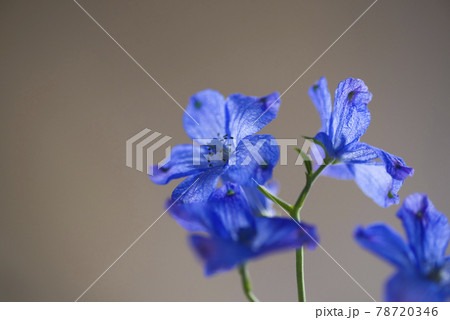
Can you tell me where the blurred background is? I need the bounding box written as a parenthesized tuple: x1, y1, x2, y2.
(1, 0, 449, 301)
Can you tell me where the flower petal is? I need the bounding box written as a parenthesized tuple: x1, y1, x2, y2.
(206, 183, 256, 241)
(150, 144, 210, 185)
(167, 200, 209, 233)
(226, 92, 280, 142)
(309, 77, 332, 133)
(352, 163, 402, 207)
(339, 142, 378, 163)
(183, 89, 227, 141)
(329, 78, 372, 151)
(397, 193, 450, 274)
(377, 149, 414, 180)
(252, 218, 318, 252)
(385, 272, 446, 302)
(171, 167, 222, 203)
(321, 163, 354, 180)
(224, 134, 279, 186)
(169, 183, 256, 237)
(190, 217, 319, 276)
(313, 132, 335, 159)
(440, 258, 450, 297)
(190, 235, 253, 276)
(354, 223, 414, 269)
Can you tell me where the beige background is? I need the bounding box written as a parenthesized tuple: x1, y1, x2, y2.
(1, 0, 449, 301)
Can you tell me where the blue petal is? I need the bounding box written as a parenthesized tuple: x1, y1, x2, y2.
(226, 92, 280, 142)
(252, 218, 319, 252)
(224, 134, 279, 186)
(205, 183, 256, 241)
(354, 224, 414, 270)
(329, 78, 372, 151)
(397, 193, 450, 274)
(352, 163, 402, 207)
(190, 235, 253, 276)
(314, 132, 335, 159)
(150, 144, 210, 185)
(385, 272, 446, 302)
(377, 149, 414, 180)
(183, 89, 227, 141)
(171, 167, 222, 203)
(311, 142, 354, 179)
(169, 183, 256, 237)
(339, 142, 378, 163)
(321, 163, 354, 180)
(167, 200, 209, 233)
(190, 217, 319, 276)
(440, 258, 450, 297)
(309, 77, 332, 133)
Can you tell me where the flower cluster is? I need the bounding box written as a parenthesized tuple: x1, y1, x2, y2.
(150, 77, 448, 302)
(151, 89, 318, 275)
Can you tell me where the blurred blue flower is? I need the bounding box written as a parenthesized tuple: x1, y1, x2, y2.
(309, 77, 414, 207)
(355, 193, 450, 302)
(169, 183, 318, 276)
(151, 89, 280, 203)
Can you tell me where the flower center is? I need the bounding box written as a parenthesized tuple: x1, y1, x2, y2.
(348, 91, 356, 101)
(428, 268, 443, 283)
(205, 134, 235, 167)
(236, 227, 256, 244)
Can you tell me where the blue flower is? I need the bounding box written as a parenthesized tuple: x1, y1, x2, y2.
(309, 77, 414, 207)
(151, 89, 280, 203)
(355, 193, 450, 302)
(169, 183, 318, 276)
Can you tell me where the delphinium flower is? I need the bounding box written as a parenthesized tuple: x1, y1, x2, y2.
(168, 182, 318, 276)
(308, 77, 414, 207)
(151, 89, 280, 204)
(355, 193, 450, 301)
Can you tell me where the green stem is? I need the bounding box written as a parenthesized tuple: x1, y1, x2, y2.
(256, 184, 293, 215)
(254, 161, 330, 302)
(292, 163, 329, 302)
(239, 264, 259, 302)
(296, 247, 306, 302)
(293, 164, 328, 217)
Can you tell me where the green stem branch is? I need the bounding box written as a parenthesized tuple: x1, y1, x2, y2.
(292, 163, 329, 302)
(254, 161, 330, 302)
(293, 164, 329, 217)
(256, 184, 293, 215)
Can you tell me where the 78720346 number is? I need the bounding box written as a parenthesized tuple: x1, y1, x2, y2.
(376, 307, 438, 317)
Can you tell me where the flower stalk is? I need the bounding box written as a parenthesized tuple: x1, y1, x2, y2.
(256, 161, 329, 302)
(255, 184, 293, 216)
(239, 264, 259, 302)
(292, 163, 329, 302)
